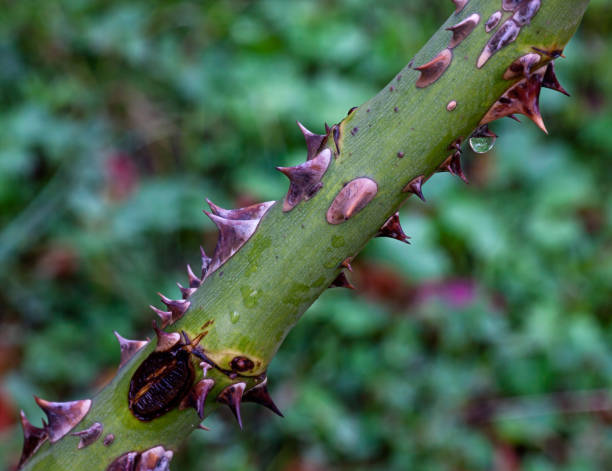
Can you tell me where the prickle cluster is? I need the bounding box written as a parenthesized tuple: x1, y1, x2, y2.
(481, 59, 569, 133)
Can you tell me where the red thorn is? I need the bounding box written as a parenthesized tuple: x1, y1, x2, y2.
(152, 321, 181, 352)
(157, 293, 190, 323)
(330, 272, 355, 290)
(296, 121, 326, 160)
(198, 424, 210, 431)
(34, 397, 92, 443)
(541, 62, 570, 96)
(149, 305, 172, 328)
(177, 282, 196, 300)
(113, 332, 148, 368)
(439, 152, 469, 184)
(217, 383, 246, 429)
(18, 410, 48, 469)
(186, 264, 201, 288)
(193, 379, 215, 420)
(377, 212, 411, 244)
(277, 148, 331, 212)
(206, 198, 275, 221)
(325, 122, 331, 134)
(205, 212, 261, 274)
(243, 378, 284, 417)
(402, 175, 426, 202)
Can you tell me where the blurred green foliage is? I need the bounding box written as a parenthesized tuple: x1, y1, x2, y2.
(1, 1, 611, 470)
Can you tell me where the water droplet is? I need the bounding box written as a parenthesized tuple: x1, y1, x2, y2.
(229, 311, 240, 324)
(469, 136, 496, 154)
(240, 286, 261, 308)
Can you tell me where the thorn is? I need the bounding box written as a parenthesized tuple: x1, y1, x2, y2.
(158, 293, 191, 323)
(206, 199, 275, 221)
(149, 305, 172, 328)
(402, 175, 426, 202)
(326, 177, 378, 225)
(377, 212, 411, 244)
(192, 379, 215, 420)
(217, 382, 246, 429)
(18, 410, 48, 469)
(439, 152, 469, 183)
(296, 121, 326, 160)
(243, 378, 284, 417)
(152, 321, 181, 352)
(71, 422, 103, 449)
(446, 14, 480, 49)
(325, 122, 331, 134)
(199, 361, 212, 377)
(347, 106, 358, 115)
(205, 212, 261, 273)
(113, 332, 148, 368)
(531, 46, 565, 59)
(277, 148, 332, 212)
(452, 0, 468, 14)
(508, 114, 521, 123)
(186, 264, 201, 288)
(198, 424, 210, 431)
(34, 397, 92, 443)
(200, 246, 211, 279)
(541, 62, 570, 96)
(330, 272, 355, 289)
(139, 446, 174, 471)
(415, 49, 453, 88)
(177, 282, 196, 300)
(332, 125, 340, 155)
(340, 257, 354, 272)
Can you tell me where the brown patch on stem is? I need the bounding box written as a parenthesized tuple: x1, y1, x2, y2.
(485, 11, 502, 33)
(415, 49, 453, 88)
(446, 14, 480, 49)
(71, 422, 103, 449)
(503, 53, 541, 80)
(326, 178, 378, 225)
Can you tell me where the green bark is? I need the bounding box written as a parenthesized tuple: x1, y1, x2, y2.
(22, 1, 590, 469)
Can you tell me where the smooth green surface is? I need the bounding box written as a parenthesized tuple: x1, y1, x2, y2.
(2, 0, 610, 470)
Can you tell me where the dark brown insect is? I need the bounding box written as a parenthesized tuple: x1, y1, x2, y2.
(128, 331, 207, 421)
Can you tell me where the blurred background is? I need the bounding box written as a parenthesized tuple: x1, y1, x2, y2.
(1, 0, 611, 470)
